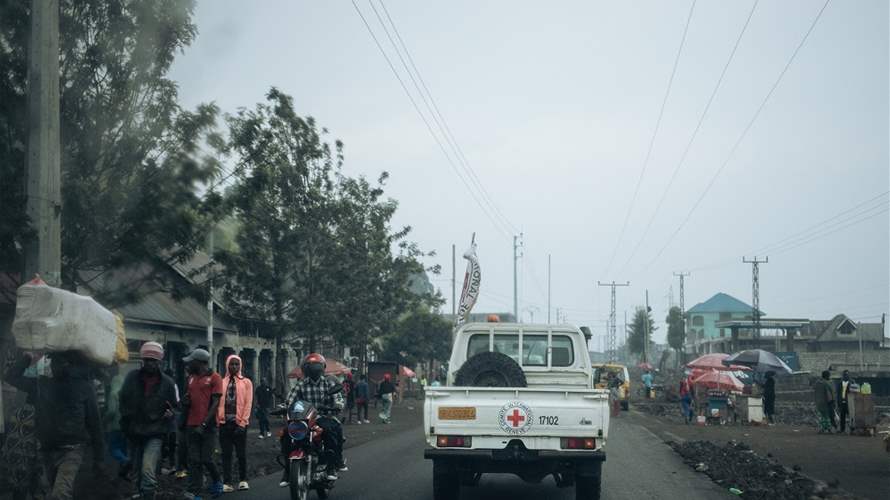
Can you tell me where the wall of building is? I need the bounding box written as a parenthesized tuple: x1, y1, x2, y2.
(797, 350, 890, 373)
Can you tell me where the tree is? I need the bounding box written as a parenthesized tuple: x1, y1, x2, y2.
(666, 306, 685, 363)
(627, 307, 657, 359)
(217, 88, 434, 386)
(381, 306, 452, 374)
(0, 0, 224, 305)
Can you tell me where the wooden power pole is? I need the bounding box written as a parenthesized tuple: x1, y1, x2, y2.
(23, 0, 61, 286)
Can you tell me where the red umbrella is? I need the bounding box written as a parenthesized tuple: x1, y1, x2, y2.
(399, 365, 416, 378)
(288, 358, 352, 379)
(691, 369, 745, 392)
(637, 362, 654, 371)
(686, 353, 751, 372)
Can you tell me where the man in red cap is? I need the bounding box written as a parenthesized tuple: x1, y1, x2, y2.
(119, 342, 178, 500)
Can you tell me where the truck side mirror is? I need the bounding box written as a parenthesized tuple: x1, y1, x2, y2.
(580, 326, 592, 341)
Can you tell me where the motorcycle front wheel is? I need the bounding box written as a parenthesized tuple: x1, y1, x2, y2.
(288, 460, 310, 500)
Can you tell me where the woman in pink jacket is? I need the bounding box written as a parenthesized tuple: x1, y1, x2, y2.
(217, 355, 253, 492)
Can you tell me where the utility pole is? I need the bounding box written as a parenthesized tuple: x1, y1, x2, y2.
(598, 281, 630, 363)
(742, 257, 768, 338)
(207, 230, 214, 368)
(23, 0, 61, 286)
(674, 271, 690, 359)
(882, 313, 886, 349)
(547, 253, 552, 325)
(513, 233, 523, 322)
(644, 289, 651, 363)
(624, 310, 628, 362)
(452, 244, 456, 316)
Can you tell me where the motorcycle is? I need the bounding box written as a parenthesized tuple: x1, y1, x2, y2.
(276, 385, 343, 500)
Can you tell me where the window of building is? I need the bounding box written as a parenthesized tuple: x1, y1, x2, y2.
(692, 316, 704, 327)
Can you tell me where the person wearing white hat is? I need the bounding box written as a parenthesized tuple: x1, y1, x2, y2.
(119, 342, 178, 500)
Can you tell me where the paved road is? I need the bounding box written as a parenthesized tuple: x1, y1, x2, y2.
(241, 415, 726, 499)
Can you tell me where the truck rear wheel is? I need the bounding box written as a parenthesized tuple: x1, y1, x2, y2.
(575, 474, 601, 500)
(433, 459, 460, 500)
(454, 351, 527, 387)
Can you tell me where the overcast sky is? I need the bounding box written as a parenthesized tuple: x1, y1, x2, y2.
(170, 0, 889, 346)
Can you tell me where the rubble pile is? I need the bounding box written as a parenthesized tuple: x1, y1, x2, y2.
(670, 440, 860, 500)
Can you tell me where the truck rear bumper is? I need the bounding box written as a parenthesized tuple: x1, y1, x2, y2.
(424, 447, 606, 462)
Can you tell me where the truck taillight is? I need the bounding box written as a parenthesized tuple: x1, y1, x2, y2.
(561, 437, 596, 450)
(436, 435, 472, 448)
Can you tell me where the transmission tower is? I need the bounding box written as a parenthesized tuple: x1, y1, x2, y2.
(742, 257, 768, 337)
(598, 281, 630, 362)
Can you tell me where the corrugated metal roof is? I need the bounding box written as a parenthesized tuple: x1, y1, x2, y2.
(116, 287, 236, 332)
(688, 292, 762, 315)
(81, 262, 236, 332)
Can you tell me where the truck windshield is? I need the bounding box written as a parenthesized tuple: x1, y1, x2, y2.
(467, 334, 575, 367)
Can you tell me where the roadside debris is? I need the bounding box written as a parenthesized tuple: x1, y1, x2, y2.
(670, 440, 861, 500)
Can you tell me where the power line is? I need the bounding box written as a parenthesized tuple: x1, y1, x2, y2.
(620, 0, 759, 273)
(645, 0, 832, 270)
(350, 0, 511, 239)
(376, 0, 518, 236)
(602, 0, 697, 276)
(687, 191, 888, 272)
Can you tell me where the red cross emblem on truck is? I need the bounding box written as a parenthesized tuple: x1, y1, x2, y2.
(506, 408, 525, 427)
(498, 401, 533, 435)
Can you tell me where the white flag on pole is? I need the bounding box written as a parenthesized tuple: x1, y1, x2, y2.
(456, 237, 481, 327)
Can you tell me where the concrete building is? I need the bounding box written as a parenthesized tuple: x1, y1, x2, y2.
(685, 292, 759, 354)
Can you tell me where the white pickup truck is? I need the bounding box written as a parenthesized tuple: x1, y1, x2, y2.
(424, 322, 609, 500)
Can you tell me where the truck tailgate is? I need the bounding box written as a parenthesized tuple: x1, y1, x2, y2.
(425, 387, 609, 449)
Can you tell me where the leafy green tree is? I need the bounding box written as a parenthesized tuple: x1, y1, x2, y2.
(381, 306, 452, 374)
(627, 306, 657, 360)
(217, 88, 435, 385)
(666, 306, 685, 364)
(0, 0, 224, 305)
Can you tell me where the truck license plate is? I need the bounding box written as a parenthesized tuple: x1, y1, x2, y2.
(438, 407, 477, 420)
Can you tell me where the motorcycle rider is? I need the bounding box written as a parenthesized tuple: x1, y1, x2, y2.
(279, 353, 346, 487)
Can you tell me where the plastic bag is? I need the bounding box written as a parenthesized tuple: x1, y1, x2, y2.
(12, 278, 117, 365)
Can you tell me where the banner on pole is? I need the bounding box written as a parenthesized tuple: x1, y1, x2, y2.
(456, 237, 481, 327)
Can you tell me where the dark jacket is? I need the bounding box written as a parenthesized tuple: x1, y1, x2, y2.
(377, 380, 396, 397)
(813, 378, 835, 414)
(762, 377, 776, 402)
(835, 377, 857, 403)
(119, 369, 178, 438)
(4, 354, 103, 457)
(255, 384, 274, 409)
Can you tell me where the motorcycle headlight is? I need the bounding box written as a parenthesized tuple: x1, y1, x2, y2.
(287, 421, 309, 440)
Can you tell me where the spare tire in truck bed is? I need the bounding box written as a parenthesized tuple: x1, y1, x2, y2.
(454, 351, 527, 387)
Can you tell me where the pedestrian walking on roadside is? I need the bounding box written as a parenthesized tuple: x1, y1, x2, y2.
(679, 377, 694, 424)
(343, 372, 356, 424)
(835, 370, 856, 433)
(181, 349, 224, 499)
(217, 355, 253, 492)
(814, 370, 835, 434)
(5, 350, 105, 500)
(119, 342, 179, 500)
(377, 373, 396, 424)
(255, 378, 274, 439)
(762, 371, 776, 425)
(161, 368, 180, 474)
(606, 373, 621, 417)
(355, 374, 370, 424)
(104, 364, 131, 479)
(642, 370, 654, 399)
